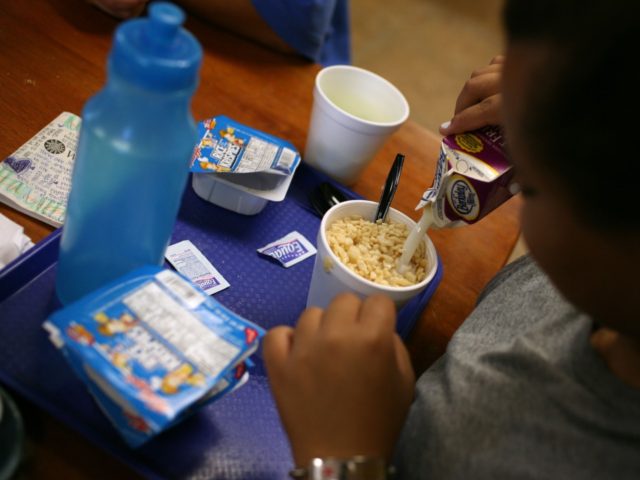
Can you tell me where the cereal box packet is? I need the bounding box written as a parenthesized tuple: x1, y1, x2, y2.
(63, 346, 250, 446)
(191, 115, 300, 177)
(44, 266, 265, 447)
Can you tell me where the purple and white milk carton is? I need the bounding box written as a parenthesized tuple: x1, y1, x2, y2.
(417, 126, 516, 226)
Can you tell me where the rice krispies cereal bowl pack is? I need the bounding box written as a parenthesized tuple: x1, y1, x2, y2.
(44, 266, 265, 447)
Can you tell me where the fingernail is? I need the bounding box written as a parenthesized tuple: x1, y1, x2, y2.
(440, 121, 451, 132)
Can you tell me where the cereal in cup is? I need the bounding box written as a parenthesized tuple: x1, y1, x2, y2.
(306, 200, 437, 310)
(326, 215, 428, 286)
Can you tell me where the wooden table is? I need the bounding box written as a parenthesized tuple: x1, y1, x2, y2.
(0, 1, 521, 478)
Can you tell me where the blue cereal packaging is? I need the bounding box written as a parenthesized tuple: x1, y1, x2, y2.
(190, 115, 301, 215)
(44, 266, 265, 446)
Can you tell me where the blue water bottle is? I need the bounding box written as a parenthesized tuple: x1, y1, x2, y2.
(56, 2, 202, 304)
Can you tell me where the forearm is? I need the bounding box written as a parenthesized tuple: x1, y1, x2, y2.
(87, 0, 294, 54)
(264, 294, 415, 476)
(175, 0, 294, 54)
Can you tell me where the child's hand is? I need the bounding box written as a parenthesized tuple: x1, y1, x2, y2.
(87, 0, 147, 19)
(440, 55, 505, 135)
(264, 293, 415, 468)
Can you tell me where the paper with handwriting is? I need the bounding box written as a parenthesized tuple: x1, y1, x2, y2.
(0, 112, 80, 227)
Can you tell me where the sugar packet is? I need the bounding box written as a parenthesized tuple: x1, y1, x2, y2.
(165, 240, 230, 295)
(257, 231, 316, 268)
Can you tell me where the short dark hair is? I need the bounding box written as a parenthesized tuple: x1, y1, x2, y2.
(503, 0, 639, 230)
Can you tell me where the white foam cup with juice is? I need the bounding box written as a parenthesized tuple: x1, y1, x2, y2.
(304, 66, 409, 185)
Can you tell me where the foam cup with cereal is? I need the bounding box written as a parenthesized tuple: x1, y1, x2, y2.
(306, 200, 438, 310)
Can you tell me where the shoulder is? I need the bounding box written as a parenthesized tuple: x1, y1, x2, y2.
(453, 254, 578, 347)
(477, 254, 543, 304)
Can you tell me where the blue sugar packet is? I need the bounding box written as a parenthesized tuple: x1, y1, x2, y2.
(44, 266, 264, 447)
(257, 231, 317, 268)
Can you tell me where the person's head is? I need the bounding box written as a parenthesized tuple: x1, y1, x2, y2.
(502, 0, 640, 334)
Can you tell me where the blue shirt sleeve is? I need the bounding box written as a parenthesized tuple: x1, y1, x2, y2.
(251, 0, 351, 66)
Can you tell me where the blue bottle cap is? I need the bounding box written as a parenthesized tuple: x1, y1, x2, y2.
(109, 2, 202, 91)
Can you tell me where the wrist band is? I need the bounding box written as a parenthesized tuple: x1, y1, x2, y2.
(289, 456, 395, 480)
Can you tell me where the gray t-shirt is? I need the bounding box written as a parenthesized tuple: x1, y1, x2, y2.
(394, 255, 640, 479)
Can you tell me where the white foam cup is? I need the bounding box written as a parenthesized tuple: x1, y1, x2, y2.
(304, 66, 410, 185)
(306, 200, 437, 310)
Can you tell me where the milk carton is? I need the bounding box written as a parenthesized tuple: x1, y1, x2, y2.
(417, 126, 516, 227)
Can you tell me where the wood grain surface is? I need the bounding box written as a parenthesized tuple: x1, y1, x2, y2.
(0, 1, 521, 477)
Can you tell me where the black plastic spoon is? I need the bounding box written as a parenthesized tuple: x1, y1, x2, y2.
(374, 153, 405, 222)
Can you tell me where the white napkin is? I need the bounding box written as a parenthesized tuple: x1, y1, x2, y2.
(0, 213, 34, 269)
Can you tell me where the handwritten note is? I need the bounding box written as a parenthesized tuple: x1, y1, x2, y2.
(0, 112, 80, 227)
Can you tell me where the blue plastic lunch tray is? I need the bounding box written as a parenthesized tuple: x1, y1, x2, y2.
(0, 164, 442, 480)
